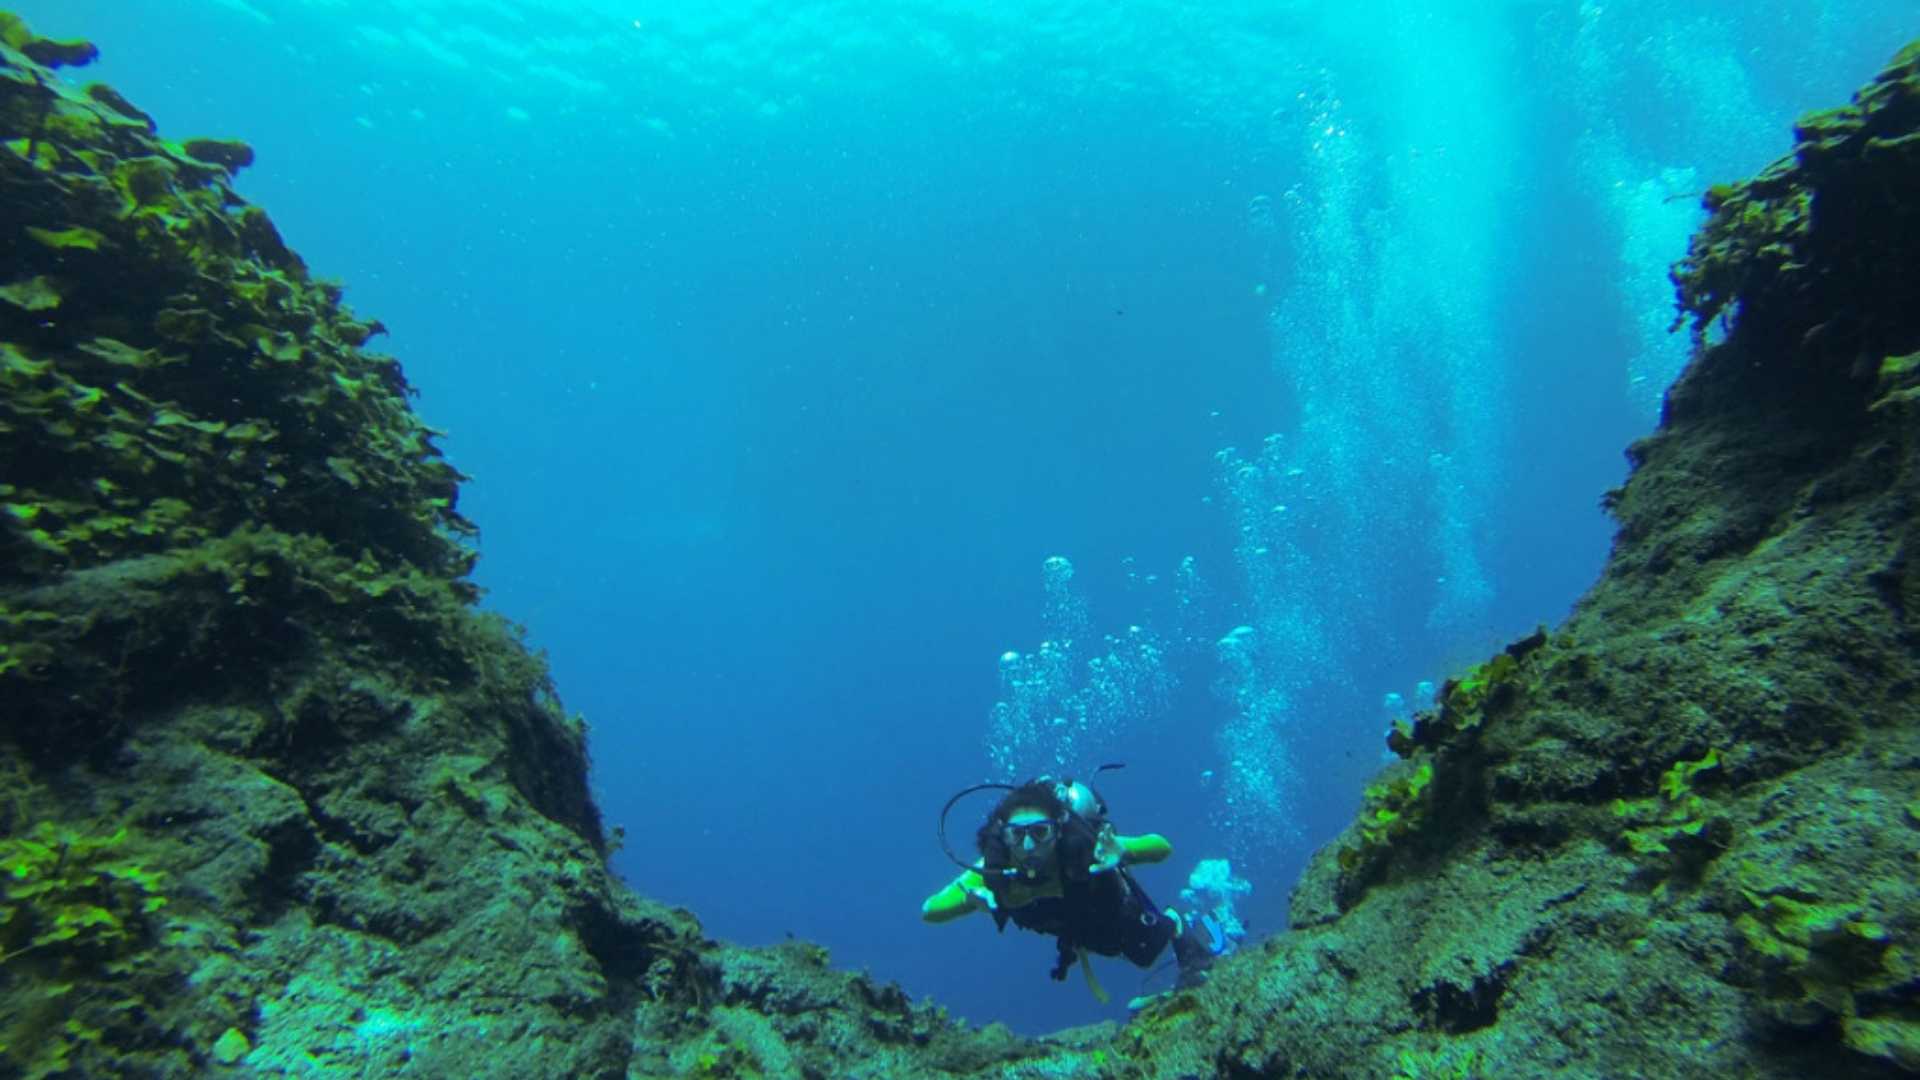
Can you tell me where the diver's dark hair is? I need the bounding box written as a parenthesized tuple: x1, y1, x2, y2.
(976, 781, 1067, 869)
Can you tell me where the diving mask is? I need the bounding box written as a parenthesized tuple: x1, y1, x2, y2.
(1004, 814, 1057, 852)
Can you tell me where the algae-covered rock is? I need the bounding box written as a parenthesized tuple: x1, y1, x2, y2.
(0, 11, 95, 69)
(0, 14, 632, 1073)
(0, 48, 470, 592)
(180, 136, 253, 175)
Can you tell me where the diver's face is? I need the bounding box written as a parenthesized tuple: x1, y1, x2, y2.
(1003, 809, 1058, 871)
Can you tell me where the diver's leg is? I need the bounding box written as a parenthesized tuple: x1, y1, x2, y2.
(1168, 910, 1222, 988)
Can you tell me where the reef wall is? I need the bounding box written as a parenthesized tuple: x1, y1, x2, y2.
(0, 10, 639, 1075)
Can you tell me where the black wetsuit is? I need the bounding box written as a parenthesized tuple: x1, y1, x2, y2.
(985, 824, 1177, 980)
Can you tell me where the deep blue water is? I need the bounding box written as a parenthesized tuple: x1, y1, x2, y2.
(20, 0, 1911, 1036)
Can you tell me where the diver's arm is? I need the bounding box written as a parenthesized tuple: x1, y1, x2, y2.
(1117, 832, 1172, 865)
(922, 868, 994, 922)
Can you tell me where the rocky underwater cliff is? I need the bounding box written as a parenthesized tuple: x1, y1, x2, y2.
(2, 10, 1917, 1079)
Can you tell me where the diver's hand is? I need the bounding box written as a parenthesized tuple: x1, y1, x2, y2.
(966, 884, 998, 911)
(1088, 826, 1124, 874)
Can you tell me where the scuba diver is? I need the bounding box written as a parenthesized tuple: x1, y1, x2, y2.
(921, 767, 1228, 1005)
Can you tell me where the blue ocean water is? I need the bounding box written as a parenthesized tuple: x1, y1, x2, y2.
(18, 0, 1909, 1036)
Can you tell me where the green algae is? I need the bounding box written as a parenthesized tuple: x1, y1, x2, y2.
(1393, 1044, 1484, 1080)
(1671, 40, 1920, 378)
(1341, 759, 1435, 872)
(0, 12, 95, 69)
(177, 136, 252, 174)
(1611, 748, 1732, 899)
(0, 822, 169, 963)
(0, 274, 59, 310)
(0, 807, 178, 1079)
(1732, 864, 1919, 1071)
(1388, 628, 1548, 760)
